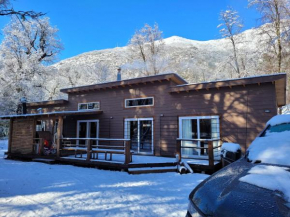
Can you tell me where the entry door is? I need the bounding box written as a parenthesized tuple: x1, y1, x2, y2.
(77, 120, 99, 146)
(179, 116, 220, 158)
(124, 118, 153, 154)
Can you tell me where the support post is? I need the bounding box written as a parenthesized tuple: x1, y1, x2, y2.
(208, 141, 214, 167)
(87, 139, 91, 162)
(8, 119, 13, 155)
(56, 116, 63, 159)
(125, 141, 131, 164)
(176, 139, 182, 163)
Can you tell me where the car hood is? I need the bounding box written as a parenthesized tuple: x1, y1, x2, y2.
(190, 159, 290, 217)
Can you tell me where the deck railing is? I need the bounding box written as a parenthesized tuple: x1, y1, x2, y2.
(176, 138, 221, 167)
(60, 138, 132, 164)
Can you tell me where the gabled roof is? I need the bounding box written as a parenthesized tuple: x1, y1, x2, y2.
(169, 73, 287, 107)
(60, 73, 187, 94)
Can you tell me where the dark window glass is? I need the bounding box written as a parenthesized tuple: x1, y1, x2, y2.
(200, 119, 212, 139)
(191, 119, 198, 139)
(126, 98, 153, 107)
(79, 104, 87, 110)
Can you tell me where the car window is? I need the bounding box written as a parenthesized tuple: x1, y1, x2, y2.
(260, 123, 290, 137)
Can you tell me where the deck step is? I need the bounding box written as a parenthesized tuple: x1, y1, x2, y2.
(32, 158, 56, 164)
(129, 162, 177, 168)
(128, 166, 177, 174)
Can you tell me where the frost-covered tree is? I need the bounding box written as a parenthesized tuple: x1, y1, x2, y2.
(0, 16, 62, 114)
(218, 8, 244, 77)
(0, 0, 44, 20)
(249, 0, 290, 72)
(128, 23, 166, 76)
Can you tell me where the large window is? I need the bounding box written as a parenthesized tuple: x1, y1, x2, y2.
(179, 116, 220, 158)
(125, 97, 154, 108)
(78, 102, 100, 111)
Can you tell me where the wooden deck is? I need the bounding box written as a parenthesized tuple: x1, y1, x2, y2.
(6, 137, 222, 174)
(6, 152, 221, 174)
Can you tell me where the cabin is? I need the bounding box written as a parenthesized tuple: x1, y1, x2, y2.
(0, 72, 287, 174)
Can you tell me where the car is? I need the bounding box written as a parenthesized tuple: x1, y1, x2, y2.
(186, 114, 290, 217)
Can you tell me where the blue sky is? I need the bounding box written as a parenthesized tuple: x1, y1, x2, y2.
(0, 0, 260, 61)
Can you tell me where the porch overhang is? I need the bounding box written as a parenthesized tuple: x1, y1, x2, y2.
(0, 110, 103, 120)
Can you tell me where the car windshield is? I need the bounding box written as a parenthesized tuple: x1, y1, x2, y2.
(247, 122, 290, 166)
(260, 123, 290, 137)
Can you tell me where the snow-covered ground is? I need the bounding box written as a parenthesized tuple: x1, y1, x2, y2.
(0, 140, 209, 217)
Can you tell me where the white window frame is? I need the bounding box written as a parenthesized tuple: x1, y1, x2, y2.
(77, 119, 99, 146)
(78, 102, 100, 111)
(125, 97, 154, 108)
(124, 118, 154, 155)
(179, 116, 220, 158)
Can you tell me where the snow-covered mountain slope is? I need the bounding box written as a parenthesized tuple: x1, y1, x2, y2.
(52, 25, 272, 85)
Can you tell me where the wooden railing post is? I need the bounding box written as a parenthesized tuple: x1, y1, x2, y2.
(87, 139, 91, 162)
(8, 119, 13, 155)
(176, 139, 182, 163)
(208, 141, 214, 167)
(56, 116, 63, 159)
(125, 140, 131, 164)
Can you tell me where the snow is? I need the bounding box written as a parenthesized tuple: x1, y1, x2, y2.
(63, 153, 177, 164)
(266, 114, 290, 126)
(0, 140, 209, 216)
(247, 131, 290, 166)
(183, 159, 220, 166)
(239, 165, 290, 203)
(0, 139, 7, 157)
(221, 143, 241, 153)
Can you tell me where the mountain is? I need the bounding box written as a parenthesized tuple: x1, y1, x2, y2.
(52, 25, 268, 85)
(46, 23, 289, 104)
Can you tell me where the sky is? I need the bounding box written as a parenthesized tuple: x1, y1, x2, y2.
(0, 0, 260, 61)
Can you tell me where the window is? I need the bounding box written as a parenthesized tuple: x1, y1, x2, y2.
(179, 116, 220, 158)
(78, 102, 100, 111)
(125, 97, 154, 108)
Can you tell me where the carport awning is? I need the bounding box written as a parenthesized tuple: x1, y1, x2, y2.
(0, 110, 103, 120)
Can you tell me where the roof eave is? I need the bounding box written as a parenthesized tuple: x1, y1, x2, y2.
(60, 73, 187, 94)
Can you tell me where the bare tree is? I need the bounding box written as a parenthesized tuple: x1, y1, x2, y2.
(128, 23, 165, 75)
(0, 0, 45, 20)
(0, 16, 63, 113)
(218, 7, 244, 77)
(249, 0, 290, 72)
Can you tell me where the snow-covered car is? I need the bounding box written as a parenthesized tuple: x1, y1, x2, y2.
(186, 114, 290, 217)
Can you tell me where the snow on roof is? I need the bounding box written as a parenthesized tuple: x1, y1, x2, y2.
(266, 114, 290, 126)
(176, 73, 287, 87)
(239, 165, 290, 203)
(221, 143, 241, 153)
(247, 130, 290, 166)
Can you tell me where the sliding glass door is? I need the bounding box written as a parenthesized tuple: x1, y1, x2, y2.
(179, 116, 220, 158)
(124, 118, 153, 154)
(77, 120, 99, 146)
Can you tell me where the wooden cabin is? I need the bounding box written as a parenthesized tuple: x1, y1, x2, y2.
(0, 73, 287, 173)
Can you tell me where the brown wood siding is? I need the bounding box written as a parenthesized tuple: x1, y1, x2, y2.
(61, 81, 277, 156)
(11, 119, 34, 154)
(19, 80, 278, 157)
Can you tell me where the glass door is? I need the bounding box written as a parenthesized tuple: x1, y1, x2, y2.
(77, 120, 99, 147)
(124, 118, 154, 154)
(179, 116, 220, 158)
